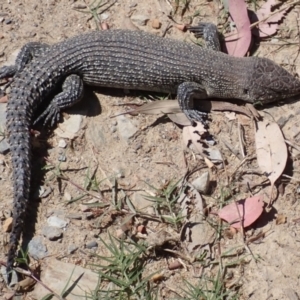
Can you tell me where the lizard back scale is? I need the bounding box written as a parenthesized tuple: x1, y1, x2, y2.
(2, 25, 300, 281)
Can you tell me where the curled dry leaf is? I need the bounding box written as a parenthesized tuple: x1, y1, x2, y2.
(255, 120, 287, 192)
(126, 100, 181, 116)
(167, 112, 191, 126)
(254, 0, 289, 37)
(225, 0, 251, 57)
(182, 122, 207, 154)
(0, 95, 8, 103)
(218, 195, 264, 229)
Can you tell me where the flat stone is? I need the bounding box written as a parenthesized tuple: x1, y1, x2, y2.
(42, 225, 63, 241)
(0, 138, 9, 154)
(117, 115, 138, 141)
(68, 244, 78, 254)
(28, 237, 48, 259)
(55, 114, 83, 139)
(47, 215, 68, 228)
(31, 258, 100, 299)
(206, 148, 222, 162)
(132, 192, 154, 214)
(191, 172, 210, 194)
(58, 139, 67, 148)
(85, 240, 98, 249)
(85, 122, 106, 149)
(130, 14, 149, 26)
(2, 217, 12, 232)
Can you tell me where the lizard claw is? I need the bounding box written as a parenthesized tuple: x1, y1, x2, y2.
(183, 109, 208, 127)
(33, 104, 61, 127)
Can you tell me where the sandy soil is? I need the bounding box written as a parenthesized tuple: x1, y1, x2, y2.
(1, 0, 300, 299)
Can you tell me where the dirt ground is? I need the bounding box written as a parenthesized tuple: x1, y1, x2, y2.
(1, 0, 300, 299)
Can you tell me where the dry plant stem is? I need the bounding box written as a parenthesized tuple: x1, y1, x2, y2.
(58, 174, 102, 200)
(285, 139, 300, 153)
(164, 248, 195, 264)
(234, 200, 245, 240)
(238, 122, 246, 158)
(250, 0, 300, 28)
(14, 267, 65, 300)
(229, 155, 256, 181)
(221, 139, 240, 159)
(282, 173, 300, 182)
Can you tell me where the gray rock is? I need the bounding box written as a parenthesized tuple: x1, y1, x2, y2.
(68, 244, 78, 254)
(42, 225, 63, 241)
(66, 213, 82, 220)
(1, 265, 18, 287)
(130, 14, 149, 26)
(58, 139, 67, 148)
(191, 172, 210, 194)
(38, 185, 52, 198)
(0, 139, 9, 154)
(85, 240, 98, 249)
(206, 148, 222, 162)
(132, 192, 154, 214)
(58, 154, 67, 162)
(0, 103, 6, 130)
(85, 123, 106, 149)
(28, 237, 48, 259)
(63, 115, 82, 134)
(47, 215, 68, 228)
(117, 115, 138, 141)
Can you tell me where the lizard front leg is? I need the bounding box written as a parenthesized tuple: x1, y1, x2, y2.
(188, 22, 221, 52)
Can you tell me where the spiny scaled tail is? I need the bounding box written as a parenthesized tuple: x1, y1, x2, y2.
(6, 104, 32, 280)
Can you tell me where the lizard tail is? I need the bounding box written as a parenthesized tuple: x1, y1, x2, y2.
(6, 92, 32, 282)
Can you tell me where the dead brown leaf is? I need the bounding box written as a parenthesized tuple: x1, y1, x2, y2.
(255, 120, 287, 200)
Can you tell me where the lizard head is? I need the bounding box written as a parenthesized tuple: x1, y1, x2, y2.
(243, 57, 300, 104)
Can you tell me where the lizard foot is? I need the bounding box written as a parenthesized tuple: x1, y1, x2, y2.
(34, 104, 61, 127)
(183, 109, 208, 127)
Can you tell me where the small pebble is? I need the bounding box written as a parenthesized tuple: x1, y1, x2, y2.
(116, 228, 126, 239)
(152, 19, 161, 29)
(85, 241, 98, 249)
(28, 237, 48, 259)
(42, 226, 63, 241)
(38, 186, 52, 198)
(130, 14, 149, 26)
(58, 139, 67, 148)
(68, 244, 78, 254)
(47, 215, 68, 228)
(101, 13, 110, 20)
(191, 172, 210, 194)
(64, 191, 72, 201)
(2, 217, 13, 232)
(4, 19, 12, 25)
(58, 154, 67, 162)
(72, 3, 87, 9)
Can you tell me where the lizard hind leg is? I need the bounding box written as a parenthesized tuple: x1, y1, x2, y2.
(34, 74, 84, 127)
(187, 23, 221, 52)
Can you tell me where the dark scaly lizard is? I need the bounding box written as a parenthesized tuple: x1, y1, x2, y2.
(1, 23, 300, 281)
